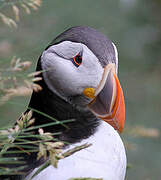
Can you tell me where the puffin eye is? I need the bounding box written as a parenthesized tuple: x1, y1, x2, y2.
(72, 54, 82, 67)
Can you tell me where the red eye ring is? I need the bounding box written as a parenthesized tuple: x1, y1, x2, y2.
(72, 54, 82, 67)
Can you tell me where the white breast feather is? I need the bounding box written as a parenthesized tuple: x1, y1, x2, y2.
(27, 121, 126, 180)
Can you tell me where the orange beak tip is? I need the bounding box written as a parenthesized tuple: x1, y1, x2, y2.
(101, 73, 125, 133)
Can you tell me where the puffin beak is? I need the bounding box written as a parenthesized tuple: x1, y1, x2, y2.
(84, 64, 125, 133)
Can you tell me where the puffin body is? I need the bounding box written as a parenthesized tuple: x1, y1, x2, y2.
(1, 26, 127, 180)
(27, 26, 127, 180)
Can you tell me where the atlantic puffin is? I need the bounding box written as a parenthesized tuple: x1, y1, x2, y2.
(3, 26, 127, 180)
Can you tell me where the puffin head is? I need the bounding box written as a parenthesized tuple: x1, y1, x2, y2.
(40, 26, 125, 133)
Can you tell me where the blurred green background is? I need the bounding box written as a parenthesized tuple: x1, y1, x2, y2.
(0, 0, 161, 179)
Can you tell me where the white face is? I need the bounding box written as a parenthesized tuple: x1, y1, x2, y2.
(41, 41, 104, 106)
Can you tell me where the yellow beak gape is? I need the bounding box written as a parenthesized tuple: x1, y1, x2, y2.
(83, 88, 95, 99)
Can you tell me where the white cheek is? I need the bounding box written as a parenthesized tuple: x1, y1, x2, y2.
(41, 43, 104, 100)
(41, 51, 81, 97)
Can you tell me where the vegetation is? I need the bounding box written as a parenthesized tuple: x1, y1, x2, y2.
(0, 0, 42, 28)
(0, 0, 161, 179)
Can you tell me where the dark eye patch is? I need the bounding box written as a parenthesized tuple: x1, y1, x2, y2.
(72, 53, 82, 67)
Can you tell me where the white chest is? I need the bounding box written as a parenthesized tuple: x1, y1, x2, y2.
(27, 122, 126, 180)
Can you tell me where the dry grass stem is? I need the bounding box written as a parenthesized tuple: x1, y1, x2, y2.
(0, 86, 33, 105)
(0, 57, 42, 105)
(10, 56, 32, 72)
(37, 128, 64, 164)
(0, 12, 17, 28)
(12, 5, 20, 21)
(21, 3, 31, 14)
(0, 0, 43, 27)
(62, 143, 92, 159)
(126, 126, 160, 138)
(24, 80, 42, 92)
(28, 71, 42, 77)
